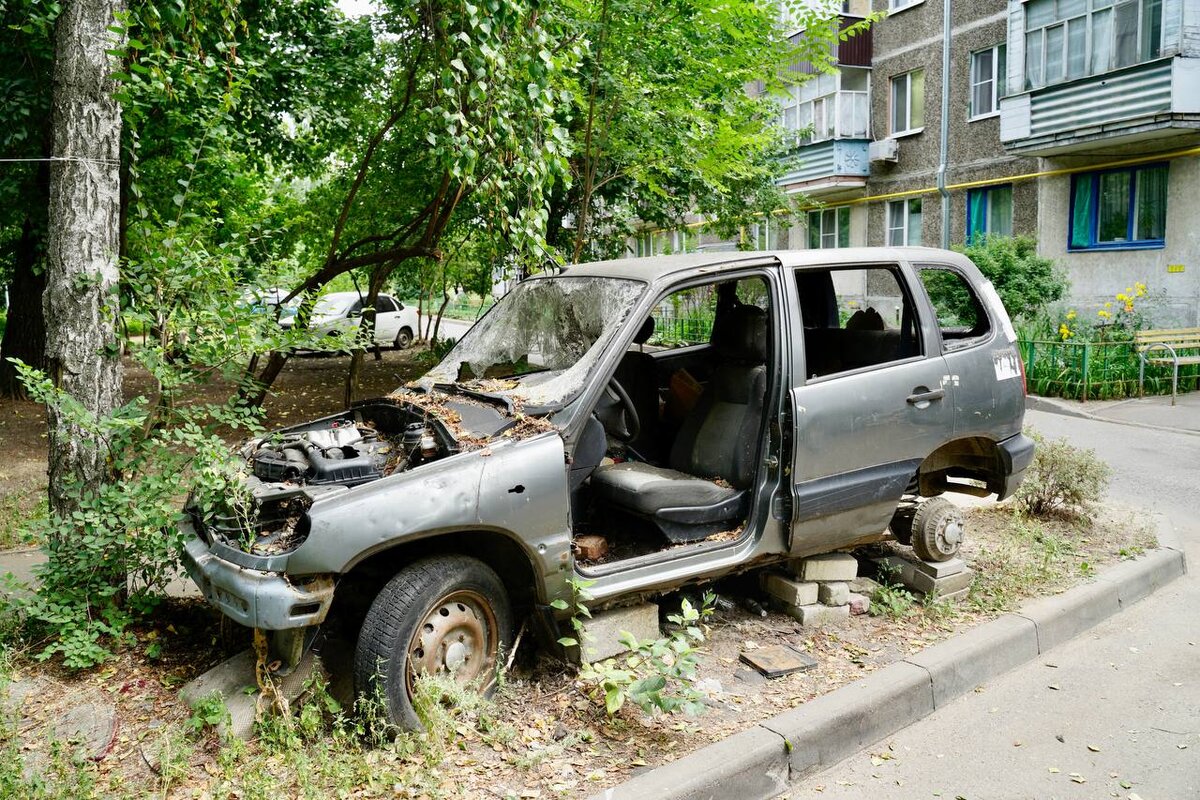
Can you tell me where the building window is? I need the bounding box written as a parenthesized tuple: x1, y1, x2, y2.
(966, 185, 1013, 242)
(889, 0, 921, 11)
(887, 199, 922, 246)
(808, 207, 850, 249)
(1068, 164, 1167, 250)
(890, 70, 924, 135)
(970, 46, 1006, 119)
(1024, 0, 1168, 91)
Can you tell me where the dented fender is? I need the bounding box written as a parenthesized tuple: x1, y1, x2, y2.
(283, 431, 574, 603)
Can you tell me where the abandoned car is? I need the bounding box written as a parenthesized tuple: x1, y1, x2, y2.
(181, 248, 1033, 727)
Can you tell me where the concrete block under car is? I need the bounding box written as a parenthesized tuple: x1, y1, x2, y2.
(791, 552, 859, 582)
(784, 603, 851, 627)
(872, 555, 974, 598)
(581, 602, 660, 663)
(817, 581, 850, 606)
(760, 572, 819, 607)
(849, 576, 883, 596)
(910, 557, 967, 579)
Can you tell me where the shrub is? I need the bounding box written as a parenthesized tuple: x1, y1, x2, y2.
(1013, 430, 1111, 518)
(955, 235, 1066, 321)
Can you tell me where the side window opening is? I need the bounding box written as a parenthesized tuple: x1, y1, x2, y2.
(918, 266, 991, 351)
(797, 266, 924, 379)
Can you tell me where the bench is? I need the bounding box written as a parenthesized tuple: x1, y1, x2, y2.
(1135, 328, 1200, 405)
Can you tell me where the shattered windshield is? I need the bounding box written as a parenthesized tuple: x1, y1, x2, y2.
(417, 276, 645, 409)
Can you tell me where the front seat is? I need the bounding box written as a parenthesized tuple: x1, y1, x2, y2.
(589, 304, 768, 543)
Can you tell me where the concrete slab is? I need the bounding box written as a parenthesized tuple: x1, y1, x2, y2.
(910, 557, 967, 579)
(581, 603, 659, 663)
(784, 603, 851, 627)
(791, 553, 859, 582)
(180, 647, 325, 740)
(905, 614, 1039, 708)
(817, 581, 850, 606)
(760, 572, 818, 607)
(591, 725, 790, 800)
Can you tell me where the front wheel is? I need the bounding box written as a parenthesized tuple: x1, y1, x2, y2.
(353, 555, 513, 730)
(910, 498, 965, 562)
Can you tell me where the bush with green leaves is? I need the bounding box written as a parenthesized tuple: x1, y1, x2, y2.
(556, 581, 714, 717)
(1013, 430, 1111, 519)
(953, 235, 1067, 321)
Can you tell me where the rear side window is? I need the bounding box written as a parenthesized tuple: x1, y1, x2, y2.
(376, 296, 398, 313)
(917, 266, 991, 351)
(795, 266, 924, 379)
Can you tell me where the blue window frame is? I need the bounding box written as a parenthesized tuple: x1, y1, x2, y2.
(966, 184, 1013, 243)
(1069, 164, 1167, 251)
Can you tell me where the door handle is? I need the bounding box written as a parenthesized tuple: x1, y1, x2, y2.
(906, 388, 946, 405)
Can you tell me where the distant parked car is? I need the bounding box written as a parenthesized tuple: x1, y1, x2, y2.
(281, 291, 419, 349)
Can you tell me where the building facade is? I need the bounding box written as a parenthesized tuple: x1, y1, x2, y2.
(632, 0, 1200, 324)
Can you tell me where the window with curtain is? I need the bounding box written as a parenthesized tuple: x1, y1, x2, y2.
(1068, 164, 1167, 250)
(887, 199, 922, 246)
(1024, 0, 1169, 90)
(808, 207, 851, 249)
(966, 185, 1013, 243)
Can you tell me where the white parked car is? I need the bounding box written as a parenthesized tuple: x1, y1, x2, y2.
(290, 291, 420, 349)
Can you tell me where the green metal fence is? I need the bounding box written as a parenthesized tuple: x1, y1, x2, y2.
(1019, 338, 1198, 401)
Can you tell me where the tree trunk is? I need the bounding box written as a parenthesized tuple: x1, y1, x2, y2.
(343, 270, 386, 408)
(43, 0, 125, 522)
(0, 218, 48, 398)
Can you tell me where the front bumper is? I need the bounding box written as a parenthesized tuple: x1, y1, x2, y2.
(995, 431, 1036, 500)
(180, 522, 335, 630)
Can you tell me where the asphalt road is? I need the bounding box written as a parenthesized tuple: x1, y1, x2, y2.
(785, 408, 1200, 800)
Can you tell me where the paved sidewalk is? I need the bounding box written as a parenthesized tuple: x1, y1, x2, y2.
(1028, 390, 1200, 434)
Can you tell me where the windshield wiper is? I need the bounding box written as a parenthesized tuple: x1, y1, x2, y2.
(433, 383, 515, 414)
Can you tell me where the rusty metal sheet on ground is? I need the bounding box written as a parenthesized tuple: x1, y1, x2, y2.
(739, 644, 818, 678)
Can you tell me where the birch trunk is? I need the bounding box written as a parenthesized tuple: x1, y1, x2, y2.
(43, 0, 125, 521)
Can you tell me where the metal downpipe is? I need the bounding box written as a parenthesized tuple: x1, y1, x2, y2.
(939, 0, 952, 248)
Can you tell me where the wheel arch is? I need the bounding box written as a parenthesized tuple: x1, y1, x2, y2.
(915, 435, 1008, 496)
(341, 528, 542, 613)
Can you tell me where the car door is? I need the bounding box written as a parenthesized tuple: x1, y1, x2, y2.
(786, 263, 954, 556)
(373, 295, 402, 343)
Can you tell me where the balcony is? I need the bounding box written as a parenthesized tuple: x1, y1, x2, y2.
(998, 0, 1200, 155)
(1000, 56, 1200, 155)
(777, 88, 871, 197)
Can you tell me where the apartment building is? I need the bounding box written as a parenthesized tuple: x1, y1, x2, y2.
(632, 0, 1200, 323)
(999, 0, 1200, 324)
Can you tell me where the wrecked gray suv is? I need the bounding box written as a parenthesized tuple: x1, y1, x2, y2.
(181, 249, 1033, 727)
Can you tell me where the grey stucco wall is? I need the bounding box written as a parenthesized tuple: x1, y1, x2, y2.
(865, 0, 1038, 248)
(1036, 154, 1200, 327)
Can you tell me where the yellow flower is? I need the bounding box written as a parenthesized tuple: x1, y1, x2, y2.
(1135, 282, 1147, 297)
(1104, 301, 1113, 308)
(1125, 302, 1134, 313)
(1124, 286, 1133, 295)
(1066, 309, 1077, 321)
(1058, 323, 1070, 340)
(1097, 309, 1111, 319)
(1115, 293, 1128, 303)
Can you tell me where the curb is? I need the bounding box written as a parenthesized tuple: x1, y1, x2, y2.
(1025, 395, 1200, 438)
(591, 517, 1186, 800)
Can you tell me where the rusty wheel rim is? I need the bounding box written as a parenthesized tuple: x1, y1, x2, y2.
(405, 589, 498, 694)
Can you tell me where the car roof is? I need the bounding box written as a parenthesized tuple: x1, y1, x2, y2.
(319, 291, 394, 301)
(560, 247, 975, 284)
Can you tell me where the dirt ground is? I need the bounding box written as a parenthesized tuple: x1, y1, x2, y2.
(0, 349, 1159, 798)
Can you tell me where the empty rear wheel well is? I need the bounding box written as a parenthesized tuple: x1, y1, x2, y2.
(915, 437, 1006, 496)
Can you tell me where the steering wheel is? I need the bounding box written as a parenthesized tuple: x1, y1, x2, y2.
(604, 377, 641, 444)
